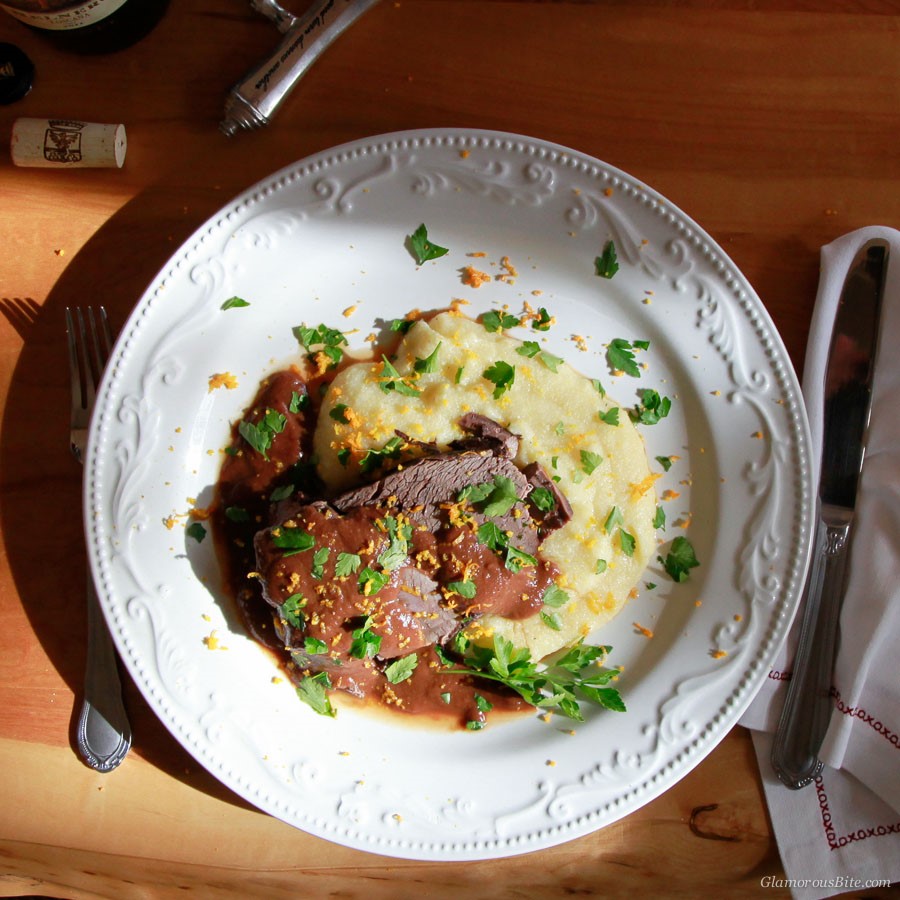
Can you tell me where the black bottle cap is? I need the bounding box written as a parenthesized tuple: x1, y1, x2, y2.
(0, 43, 35, 105)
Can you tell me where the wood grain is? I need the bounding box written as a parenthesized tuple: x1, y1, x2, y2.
(1, 1, 899, 896)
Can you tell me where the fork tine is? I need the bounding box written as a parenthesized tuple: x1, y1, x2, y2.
(97, 307, 113, 367)
(66, 306, 87, 411)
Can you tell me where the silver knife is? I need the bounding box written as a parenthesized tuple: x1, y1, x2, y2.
(771, 239, 889, 789)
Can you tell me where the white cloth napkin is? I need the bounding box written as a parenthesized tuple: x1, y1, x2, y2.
(740, 226, 900, 900)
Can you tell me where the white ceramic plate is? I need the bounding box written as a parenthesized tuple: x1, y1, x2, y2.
(86, 129, 813, 860)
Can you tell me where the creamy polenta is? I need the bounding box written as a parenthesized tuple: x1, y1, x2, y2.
(314, 312, 657, 661)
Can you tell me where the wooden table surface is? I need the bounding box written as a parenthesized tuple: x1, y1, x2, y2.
(1, 1, 899, 897)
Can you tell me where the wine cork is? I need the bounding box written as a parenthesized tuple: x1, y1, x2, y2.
(10, 118, 126, 169)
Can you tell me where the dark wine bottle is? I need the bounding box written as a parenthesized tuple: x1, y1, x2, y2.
(0, 0, 170, 54)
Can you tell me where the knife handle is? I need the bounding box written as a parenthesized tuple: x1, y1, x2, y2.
(771, 507, 850, 788)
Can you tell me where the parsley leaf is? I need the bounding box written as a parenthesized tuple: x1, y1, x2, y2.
(359, 435, 405, 473)
(186, 522, 206, 543)
(335, 552, 362, 577)
(604, 506, 623, 533)
(594, 240, 620, 279)
(656, 454, 674, 471)
(385, 653, 418, 684)
(529, 486, 555, 513)
(447, 579, 477, 599)
(413, 341, 442, 374)
(378, 355, 421, 397)
(580, 449, 603, 475)
(296, 672, 335, 717)
(349, 616, 382, 658)
(607, 338, 642, 378)
(630, 389, 672, 425)
(447, 635, 625, 721)
(358, 566, 390, 597)
(483, 310, 520, 333)
(598, 407, 620, 426)
(239, 408, 287, 459)
(653, 505, 666, 530)
(531, 307, 553, 331)
(292, 323, 347, 369)
(221, 296, 250, 310)
(280, 593, 306, 628)
(271, 526, 315, 557)
(619, 529, 636, 557)
(482, 360, 515, 398)
(409, 224, 449, 265)
(659, 536, 700, 582)
(311, 546, 330, 579)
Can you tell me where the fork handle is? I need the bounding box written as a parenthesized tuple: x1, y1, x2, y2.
(76, 570, 132, 772)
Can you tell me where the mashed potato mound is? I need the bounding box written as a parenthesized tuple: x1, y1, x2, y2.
(314, 312, 657, 661)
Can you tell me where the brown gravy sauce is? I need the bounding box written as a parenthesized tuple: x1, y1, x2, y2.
(212, 360, 550, 729)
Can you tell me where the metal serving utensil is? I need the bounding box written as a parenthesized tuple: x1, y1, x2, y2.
(221, 0, 380, 137)
(66, 306, 132, 772)
(771, 240, 889, 788)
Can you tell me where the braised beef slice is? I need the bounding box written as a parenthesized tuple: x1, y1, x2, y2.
(522, 462, 574, 534)
(450, 413, 520, 458)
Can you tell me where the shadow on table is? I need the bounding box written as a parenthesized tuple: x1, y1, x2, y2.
(0, 176, 268, 810)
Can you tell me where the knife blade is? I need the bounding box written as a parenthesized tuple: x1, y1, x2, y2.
(771, 239, 889, 789)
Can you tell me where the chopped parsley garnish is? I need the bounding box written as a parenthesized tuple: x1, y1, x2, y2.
(447, 579, 477, 599)
(378, 355, 421, 396)
(482, 310, 520, 333)
(296, 672, 335, 717)
(304, 637, 328, 655)
(653, 505, 666, 530)
(659, 536, 700, 582)
(221, 296, 250, 310)
(459, 474, 521, 517)
(349, 616, 382, 658)
(269, 483, 294, 502)
(505, 545, 537, 573)
(580, 449, 603, 475)
(271, 527, 315, 557)
(474, 694, 493, 713)
(598, 407, 620, 426)
(390, 317, 416, 334)
(630, 389, 672, 425)
(607, 338, 642, 378)
(594, 240, 620, 279)
(529, 486, 555, 512)
(334, 552, 362, 577)
(280, 593, 306, 628)
(531, 307, 553, 331)
(516, 341, 563, 372)
(239, 408, 286, 459)
(288, 391, 307, 413)
(592, 378, 607, 397)
(329, 403, 351, 424)
(359, 435, 405, 473)
(409, 223, 449, 265)
(604, 506, 623, 533)
(540, 583, 569, 631)
(595, 558, 608, 574)
(482, 360, 515, 398)
(311, 546, 331, 579)
(186, 522, 206, 543)
(293, 323, 347, 368)
(358, 566, 390, 597)
(385, 653, 418, 684)
(376, 516, 411, 571)
(656, 454, 674, 471)
(224, 506, 249, 523)
(619, 529, 636, 557)
(448, 635, 625, 722)
(413, 342, 442, 374)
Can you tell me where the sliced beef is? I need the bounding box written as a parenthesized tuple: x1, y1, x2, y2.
(522, 462, 574, 534)
(450, 413, 519, 458)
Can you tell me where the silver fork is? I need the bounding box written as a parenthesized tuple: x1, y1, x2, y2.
(66, 306, 132, 772)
